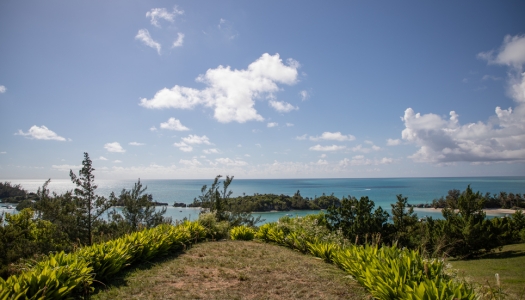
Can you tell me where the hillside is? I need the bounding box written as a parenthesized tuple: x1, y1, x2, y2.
(92, 240, 370, 299)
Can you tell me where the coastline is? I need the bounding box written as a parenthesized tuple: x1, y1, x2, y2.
(412, 207, 520, 216)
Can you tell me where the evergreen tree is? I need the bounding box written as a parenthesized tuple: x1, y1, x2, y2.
(69, 152, 113, 245)
(391, 194, 418, 248)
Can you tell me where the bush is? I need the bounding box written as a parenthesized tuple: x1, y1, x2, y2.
(230, 225, 255, 240)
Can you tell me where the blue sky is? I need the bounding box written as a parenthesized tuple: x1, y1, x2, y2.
(1, 1, 524, 179)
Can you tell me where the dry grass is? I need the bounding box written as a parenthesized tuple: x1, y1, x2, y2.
(91, 240, 369, 299)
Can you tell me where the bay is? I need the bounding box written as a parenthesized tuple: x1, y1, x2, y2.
(2, 177, 524, 223)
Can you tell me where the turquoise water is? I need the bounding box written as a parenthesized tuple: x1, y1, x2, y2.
(3, 177, 524, 222)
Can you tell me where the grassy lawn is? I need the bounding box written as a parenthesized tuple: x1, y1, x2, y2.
(91, 240, 369, 300)
(449, 243, 525, 299)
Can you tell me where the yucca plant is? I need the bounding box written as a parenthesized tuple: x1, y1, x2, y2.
(230, 225, 256, 240)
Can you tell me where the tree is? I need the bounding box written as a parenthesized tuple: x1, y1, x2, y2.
(110, 179, 168, 232)
(196, 175, 262, 226)
(69, 152, 113, 246)
(390, 194, 418, 248)
(326, 196, 389, 244)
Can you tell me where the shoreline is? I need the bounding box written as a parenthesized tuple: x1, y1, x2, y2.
(412, 207, 520, 216)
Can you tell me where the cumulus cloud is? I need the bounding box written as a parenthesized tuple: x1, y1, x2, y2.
(104, 142, 126, 153)
(203, 148, 219, 154)
(174, 142, 193, 152)
(172, 33, 184, 48)
(135, 29, 161, 54)
(0, 85, 6, 93)
(267, 122, 278, 128)
(269, 100, 298, 112)
(314, 159, 328, 165)
(286, 123, 294, 127)
(139, 53, 300, 123)
(146, 7, 183, 27)
(215, 157, 248, 166)
(160, 117, 189, 131)
(339, 156, 394, 167)
(114, 160, 122, 163)
(296, 134, 307, 140)
(150, 126, 158, 131)
(182, 135, 211, 145)
(387, 138, 401, 146)
(309, 132, 355, 142)
(401, 34, 525, 164)
(16, 125, 66, 141)
(129, 142, 145, 146)
(99, 156, 108, 161)
(352, 144, 381, 153)
(309, 144, 346, 151)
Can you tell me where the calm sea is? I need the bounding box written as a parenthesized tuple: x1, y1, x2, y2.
(2, 177, 524, 223)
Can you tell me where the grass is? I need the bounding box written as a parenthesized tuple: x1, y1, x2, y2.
(91, 240, 369, 299)
(449, 243, 525, 299)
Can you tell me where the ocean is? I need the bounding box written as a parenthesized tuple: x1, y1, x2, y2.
(2, 177, 524, 223)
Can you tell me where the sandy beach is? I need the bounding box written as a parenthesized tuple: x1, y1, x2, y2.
(412, 207, 520, 216)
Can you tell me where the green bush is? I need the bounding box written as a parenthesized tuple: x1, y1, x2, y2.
(230, 225, 255, 240)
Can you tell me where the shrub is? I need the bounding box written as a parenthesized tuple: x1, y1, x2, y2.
(230, 225, 255, 240)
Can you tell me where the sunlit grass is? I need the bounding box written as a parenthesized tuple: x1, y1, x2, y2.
(449, 243, 525, 299)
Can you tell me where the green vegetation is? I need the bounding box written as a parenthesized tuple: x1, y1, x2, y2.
(450, 243, 525, 299)
(430, 189, 525, 210)
(0, 181, 38, 204)
(2, 160, 525, 298)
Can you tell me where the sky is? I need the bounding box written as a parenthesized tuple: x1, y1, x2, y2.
(1, 1, 525, 180)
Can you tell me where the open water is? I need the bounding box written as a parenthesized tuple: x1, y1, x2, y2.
(2, 177, 524, 223)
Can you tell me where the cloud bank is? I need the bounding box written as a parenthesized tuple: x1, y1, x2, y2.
(402, 34, 525, 164)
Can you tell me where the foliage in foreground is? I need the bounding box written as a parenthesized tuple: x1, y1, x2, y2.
(0, 220, 206, 299)
(258, 214, 477, 300)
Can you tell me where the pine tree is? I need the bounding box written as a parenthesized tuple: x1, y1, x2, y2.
(69, 152, 113, 245)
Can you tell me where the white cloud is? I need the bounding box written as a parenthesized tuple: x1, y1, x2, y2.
(269, 100, 298, 112)
(52, 164, 82, 171)
(139, 53, 300, 123)
(104, 142, 126, 153)
(135, 29, 161, 54)
(320, 154, 327, 158)
(339, 155, 393, 167)
(387, 138, 401, 146)
(203, 148, 219, 154)
(314, 159, 328, 165)
(0, 85, 6, 93)
(114, 160, 122, 163)
(129, 142, 145, 146)
(309, 132, 355, 142)
(0, 151, 6, 154)
(172, 33, 184, 48)
(352, 144, 381, 153)
(146, 7, 183, 28)
(182, 134, 211, 145)
(160, 117, 190, 131)
(179, 158, 202, 166)
(478, 34, 525, 68)
(174, 142, 193, 152)
(299, 90, 309, 101)
(16, 125, 66, 141)
(401, 34, 525, 164)
(267, 122, 278, 128)
(215, 157, 248, 166)
(286, 123, 294, 127)
(309, 144, 346, 151)
(150, 126, 158, 131)
(99, 156, 108, 161)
